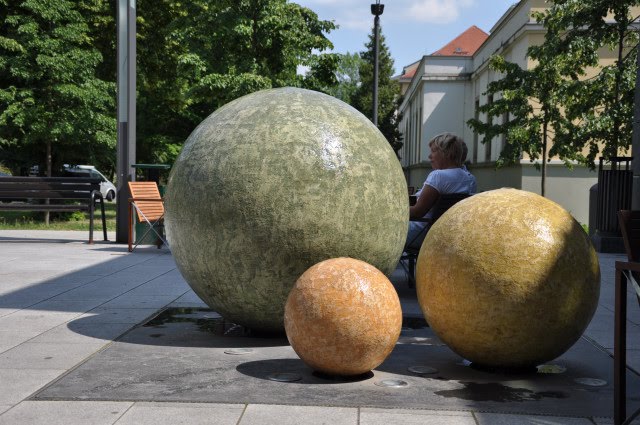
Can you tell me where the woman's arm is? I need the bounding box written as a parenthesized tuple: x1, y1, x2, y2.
(409, 185, 439, 219)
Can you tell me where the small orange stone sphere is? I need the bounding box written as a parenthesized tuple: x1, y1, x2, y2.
(284, 257, 402, 376)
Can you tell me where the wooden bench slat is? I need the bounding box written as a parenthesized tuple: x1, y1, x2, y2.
(0, 184, 100, 193)
(0, 176, 101, 183)
(0, 191, 99, 199)
(135, 203, 163, 209)
(134, 203, 164, 221)
(0, 181, 100, 189)
(0, 204, 90, 211)
(0, 186, 100, 194)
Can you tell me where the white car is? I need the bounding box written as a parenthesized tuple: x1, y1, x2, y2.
(63, 165, 117, 201)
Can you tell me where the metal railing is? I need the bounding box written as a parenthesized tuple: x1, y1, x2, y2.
(596, 157, 633, 234)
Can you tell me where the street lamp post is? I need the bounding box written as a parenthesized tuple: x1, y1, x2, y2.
(116, 0, 136, 243)
(371, 1, 384, 127)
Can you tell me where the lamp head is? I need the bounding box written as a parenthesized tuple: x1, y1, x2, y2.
(371, 1, 384, 16)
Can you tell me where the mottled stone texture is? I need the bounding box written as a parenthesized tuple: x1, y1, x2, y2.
(416, 188, 600, 368)
(165, 88, 408, 332)
(285, 258, 402, 376)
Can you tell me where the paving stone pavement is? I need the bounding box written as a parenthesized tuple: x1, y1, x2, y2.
(0, 229, 639, 424)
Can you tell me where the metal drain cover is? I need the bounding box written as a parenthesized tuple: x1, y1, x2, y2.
(574, 377, 607, 387)
(267, 373, 302, 382)
(408, 365, 438, 375)
(396, 336, 444, 346)
(375, 379, 408, 388)
(224, 348, 254, 355)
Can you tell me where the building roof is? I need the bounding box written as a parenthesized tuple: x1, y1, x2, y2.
(395, 25, 489, 81)
(431, 25, 489, 56)
(397, 60, 421, 81)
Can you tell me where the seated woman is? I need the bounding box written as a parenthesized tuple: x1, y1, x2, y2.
(406, 133, 476, 250)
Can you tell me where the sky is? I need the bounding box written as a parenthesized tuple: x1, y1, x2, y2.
(294, 0, 518, 75)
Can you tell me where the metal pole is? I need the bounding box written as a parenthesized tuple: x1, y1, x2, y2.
(371, 2, 384, 127)
(632, 41, 640, 209)
(116, 0, 136, 243)
(373, 14, 379, 127)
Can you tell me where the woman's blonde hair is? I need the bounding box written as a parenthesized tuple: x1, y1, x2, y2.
(429, 133, 465, 167)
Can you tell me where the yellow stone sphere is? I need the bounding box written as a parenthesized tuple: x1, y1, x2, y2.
(284, 257, 402, 376)
(416, 188, 600, 368)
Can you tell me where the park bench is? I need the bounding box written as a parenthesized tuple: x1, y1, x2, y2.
(0, 176, 108, 244)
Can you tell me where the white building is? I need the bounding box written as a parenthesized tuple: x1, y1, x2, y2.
(397, 0, 612, 225)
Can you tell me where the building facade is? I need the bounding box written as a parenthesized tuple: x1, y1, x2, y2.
(396, 0, 620, 225)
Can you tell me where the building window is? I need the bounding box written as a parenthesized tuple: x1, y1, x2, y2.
(473, 98, 479, 164)
(413, 103, 420, 164)
(501, 111, 508, 157)
(407, 104, 412, 164)
(417, 93, 423, 163)
(484, 95, 493, 162)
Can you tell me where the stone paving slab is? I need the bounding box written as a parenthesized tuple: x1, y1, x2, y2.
(359, 408, 476, 425)
(33, 308, 640, 419)
(0, 400, 133, 425)
(114, 402, 245, 425)
(2, 231, 640, 424)
(0, 369, 66, 405)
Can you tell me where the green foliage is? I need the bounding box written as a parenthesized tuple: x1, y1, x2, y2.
(0, 0, 116, 176)
(327, 52, 364, 104)
(0, 202, 117, 230)
(468, 0, 639, 195)
(1, 0, 338, 175)
(132, 0, 338, 166)
(534, 0, 639, 166)
(468, 49, 572, 195)
(351, 27, 403, 155)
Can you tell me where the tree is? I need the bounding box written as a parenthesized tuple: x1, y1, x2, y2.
(537, 1, 639, 165)
(467, 52, 572, 197)
(468, 1, 640, 196)
(351, 27, 403, 155)
(0, 0, 339, 178)
(131, 0, 339, 165)
(0, 0, 116, 177)
(327, 52, 364, 104)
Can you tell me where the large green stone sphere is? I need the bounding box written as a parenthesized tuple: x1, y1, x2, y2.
(165, 87, 408, 332)
(416, 188, 600, 368)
